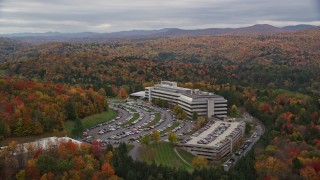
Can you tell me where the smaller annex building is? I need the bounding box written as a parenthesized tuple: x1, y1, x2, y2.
(0, 137, 83, 155)
(179, 120, 245, 162)
(129, 91, 145, 99)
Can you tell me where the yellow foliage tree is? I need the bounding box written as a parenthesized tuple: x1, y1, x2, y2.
(105, 151, 113, 162)
(118, 88, 128, 99)
(192, 156, 208, 168)
(168, 132, 178, 145)
(255, 156, 289, 179)
(151, 130, 160, 144)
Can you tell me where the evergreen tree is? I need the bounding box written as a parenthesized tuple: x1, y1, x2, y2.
(192, 112, 198, 121)
(118, 143, 127, 156)
(72, 117, 83, 137)
(292, 157, 304, 173)
(65, 100, 77, 120)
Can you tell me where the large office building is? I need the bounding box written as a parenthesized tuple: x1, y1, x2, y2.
(145, 81, 228, 119)
(180, 121, 245, 162)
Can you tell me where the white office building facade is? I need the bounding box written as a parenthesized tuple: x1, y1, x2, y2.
(145, 81, 228, 119)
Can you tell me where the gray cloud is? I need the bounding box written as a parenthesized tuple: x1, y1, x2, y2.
(0, 0, 319, 33)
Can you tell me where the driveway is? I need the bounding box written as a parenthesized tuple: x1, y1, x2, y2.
(128, 144, 141, 161)
(223, 111, 266, 171)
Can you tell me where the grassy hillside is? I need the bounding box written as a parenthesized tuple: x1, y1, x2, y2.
(64, 109, 117, 134)
(141, 142, 194, 172)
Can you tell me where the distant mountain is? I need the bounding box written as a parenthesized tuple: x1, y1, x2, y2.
(0, 29, 171, 39)
(0, 29, 176, 44)
(0, 32, 97, 44)
(282, 24, 316, 30)
(1, 32, 95, 38)
(152, 28, 234, 37)
(0, 24, 315, 44)
(229, 24, 285, 34)
(92, 29, 173, 38)
(144, 24, 285, 37)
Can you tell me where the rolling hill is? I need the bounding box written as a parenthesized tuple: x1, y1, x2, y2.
(1, 24, 317, 44)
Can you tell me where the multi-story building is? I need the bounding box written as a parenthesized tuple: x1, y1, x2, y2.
(145, 81, 227, 119)
(180, 121, 245, 162)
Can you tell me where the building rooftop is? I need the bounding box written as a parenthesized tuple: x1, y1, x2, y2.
(0, 137, 83, 154)
(130, 91, 145, 97)
(187, 121, 241, 148)
(148, 81, 224, 100)
(182, 92, 223, 99)
(155, 84, 191, 91)
(153, 85, 192, 94)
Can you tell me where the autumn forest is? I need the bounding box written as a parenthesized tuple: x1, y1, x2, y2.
(0, 27, 320, 179)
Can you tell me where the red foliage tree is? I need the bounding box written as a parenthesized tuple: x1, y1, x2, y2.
(91, 140, 102, 158)
(101, 163, 115, 177)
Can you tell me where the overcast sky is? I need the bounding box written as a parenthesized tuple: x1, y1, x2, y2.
(0, 0, 319, 34)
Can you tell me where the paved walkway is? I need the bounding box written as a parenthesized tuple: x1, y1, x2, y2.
(174, 147, 193, 167)
(128, 143, 141, 161)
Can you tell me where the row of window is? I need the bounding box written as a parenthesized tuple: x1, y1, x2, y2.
(178, 103, 207, 113)
(151, 92, 179, 101)
(178, 101, 207, 109)
(178, 98, 208, 106)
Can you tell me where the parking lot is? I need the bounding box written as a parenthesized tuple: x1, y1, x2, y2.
(81, 101, 194, 146)
(79, 101, 263, 167)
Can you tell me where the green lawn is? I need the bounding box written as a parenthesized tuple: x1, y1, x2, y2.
(126, 107, 137, 113)
(126, 144, 135, 153)
(161, 122, 181, 134)
(143, 113, 160, 128)
(176, 148, 195, 165)
(186, 129, 197, 135)
(121, 113, 140, 126)
(64, 109, 118, 134)
(108, 98, 126, 104)
(142, 105, 157, 112)
(144, 142, 194, 172)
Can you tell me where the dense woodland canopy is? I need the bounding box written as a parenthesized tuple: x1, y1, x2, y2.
(0, 78, 108, 138)
(0, 28, 319, 179)
(216, 84, 320, 179)
(1, 139, 117, 179)
(1, 28, 319, 95)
